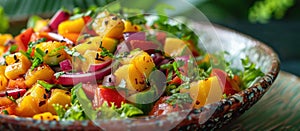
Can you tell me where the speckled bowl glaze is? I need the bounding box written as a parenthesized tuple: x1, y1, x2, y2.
(0, 23, 280, 130)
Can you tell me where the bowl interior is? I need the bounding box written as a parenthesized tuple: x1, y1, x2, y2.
(0, 23, 280, 130)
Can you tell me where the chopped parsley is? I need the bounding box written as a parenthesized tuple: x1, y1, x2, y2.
(31, 48, 45, 70)
(28, 38, 46, 48)
(2, 110, 9, 115)
(64, 46, 86, 62)
(54, 71, 66, 79)
(38, 80, 56, 91)
(99, 43, 114, 58)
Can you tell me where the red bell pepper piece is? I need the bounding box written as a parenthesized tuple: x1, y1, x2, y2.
(93, 86, 125, 108)
(14, 28, 34, 51)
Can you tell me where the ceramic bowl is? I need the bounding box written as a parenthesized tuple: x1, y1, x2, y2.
(0, 23, 280, 130)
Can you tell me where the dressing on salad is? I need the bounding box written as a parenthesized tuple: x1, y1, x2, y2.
(0, 8, 264, 121)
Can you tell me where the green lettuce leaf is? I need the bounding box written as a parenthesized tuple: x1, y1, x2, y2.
(240, 57, 265, 89)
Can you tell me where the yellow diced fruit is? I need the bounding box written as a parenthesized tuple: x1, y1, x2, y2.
(131, 51, 155, 77)
(123, 20, 141, 33)
(0, 34, 13, 46)
(47, 89, 71, 114)
(92, 10, 125, 39)
(58, 18, 85, 35)
(102, 37, 118, 53)
(114, 64, 146, 92)
(118, 50, 141, 65)
(0, 75, 8, 91)
(189, 76, 223, 109)
(5, 52, 31, 65)
(0, 65, 6, 75)
(5, 53, 31, 80)
(36, 41, 68, 66)
(16, 95, 40, 117)
(81, 50, 111, 72)
(27, 83, 48, 112)
(164, 38, 187, 57)
(25, 64, 55, 87)
(33, 112, 58, 121)
(73, 37, 101, 55)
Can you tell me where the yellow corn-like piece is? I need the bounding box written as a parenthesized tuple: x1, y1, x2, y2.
(33, 112, 59, 121)
(5, 53, 32, 80)
(47, 89, 71, 114)
(0, 75, 8, 91)
(189, 76, 223, 109)
(123, 20, 141, 33)
(25, 64, 55, 87)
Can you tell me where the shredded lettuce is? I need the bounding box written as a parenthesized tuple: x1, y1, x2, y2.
(240, 57, 264, 89)
(165, 93, 193, 108)
(98, 102, 143, 119)
(53, 83, 88, 121)
(54, 83, 143, 121)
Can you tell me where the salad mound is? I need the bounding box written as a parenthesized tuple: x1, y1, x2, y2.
(0, 7, 264, 121)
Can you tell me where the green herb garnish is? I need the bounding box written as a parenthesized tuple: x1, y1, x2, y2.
(54, 71, 66, 79)
(38, 80, 56, 91)
(64, 47, 86, 62)
(31, 48, 45, 70)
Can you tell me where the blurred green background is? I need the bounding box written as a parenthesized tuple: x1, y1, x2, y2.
(0, 0, 299, 76)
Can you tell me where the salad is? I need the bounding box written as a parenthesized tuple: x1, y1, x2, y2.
(0, 8, 264, 121)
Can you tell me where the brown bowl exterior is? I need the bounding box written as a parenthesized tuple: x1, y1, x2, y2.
(0, 23, 280, 130)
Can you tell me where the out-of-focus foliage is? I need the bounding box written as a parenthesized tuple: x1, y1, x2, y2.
(249, 0, 295, 23)
(196, 0, 296, 23)
(0, 6, 9, 33)
(0, 0, 297, 27)
(0, 0, 115, 19)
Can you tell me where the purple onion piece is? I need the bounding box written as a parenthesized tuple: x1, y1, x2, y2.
(151, 53, 164, 65)
(123, 32, 146, 41)
(59, 59, 73, 72)
(48, 10, 70, 32)
(115, 42, 130, 55)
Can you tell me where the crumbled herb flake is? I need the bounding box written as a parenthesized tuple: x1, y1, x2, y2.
(54, 71, 66, 79)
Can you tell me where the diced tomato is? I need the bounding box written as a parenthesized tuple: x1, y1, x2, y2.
(149, 96, 176, 116)
(7, 77, 27, 89)
(14, 28, 34, 51)
(168, 76, 182, 85)
(93, 86, 125, 108)
(226, 76, 241, 95)
(83, 16, 92, 24)
(0, 98, 17, 115)
(2, 104, 17, 115)
(0, 97, 14, 107)
(210, 68, 240, 96)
